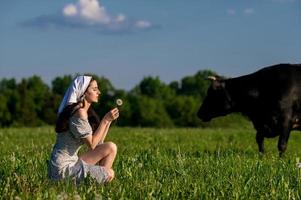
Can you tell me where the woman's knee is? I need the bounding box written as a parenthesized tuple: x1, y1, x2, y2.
(105, 141, 117, 154)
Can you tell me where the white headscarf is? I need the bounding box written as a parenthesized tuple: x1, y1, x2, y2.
(57, 75, 92, 114)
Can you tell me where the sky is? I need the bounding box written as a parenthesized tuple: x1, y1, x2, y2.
(0, 0, 301, 90)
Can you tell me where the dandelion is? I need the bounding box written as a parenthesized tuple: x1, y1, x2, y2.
(73, 194, 81, 200)
(10, 152, 16, 163)
(57, 192, 68, 200)
(116, 99, 123, 106)
(94, 194, 102, 200)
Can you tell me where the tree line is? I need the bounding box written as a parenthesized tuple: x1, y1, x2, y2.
(0, 70, 246, 128)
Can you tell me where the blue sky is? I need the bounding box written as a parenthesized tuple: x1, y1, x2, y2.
(1, 0, 300, 90)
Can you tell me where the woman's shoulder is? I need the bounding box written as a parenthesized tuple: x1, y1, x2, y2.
(69, 109, 93, 138)
(73, 108, 88, 119)
(69, 108, 91, 129)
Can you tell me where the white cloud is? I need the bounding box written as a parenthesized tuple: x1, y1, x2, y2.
(61, 0, 153, 31)
(243, 8, 255, 15)
(63, 4, 78, 16)
(227, 9, 236, 15)
(63, 0, 111, 24)
(23, 0, 156, 34)
(226, 8, 255, 16)
(79, 0, 110, 24)
(135, 20, 152, 29)
(115, 14, 126, 23)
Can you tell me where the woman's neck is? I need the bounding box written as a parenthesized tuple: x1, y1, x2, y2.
(82, 99, 91, 112)
(74, 100, 91, 119)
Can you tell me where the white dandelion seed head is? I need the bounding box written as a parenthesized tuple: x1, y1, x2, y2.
(116, 99, 123, 106)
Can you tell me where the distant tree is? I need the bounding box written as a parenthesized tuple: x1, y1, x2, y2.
(14, 78, 39, 126)
(0, 94, 11, 126)
(6, 76, 51, 126)
(130, 95, 174, 127)
(0, 78, 17, 91)
(169, 81, 180, 93)
(40, 93, 61, 124)
(178, 69, 217, 99)
(166, 96, 201, 127)
(0, 68, 241, 128)
(26, 76, 51, 118)
(135, 76, 176, 102)
(0, 78, 18, 126)
(52, 75, 73, 96)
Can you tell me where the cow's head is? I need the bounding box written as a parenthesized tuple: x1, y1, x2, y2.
(197, 76, 234, 122)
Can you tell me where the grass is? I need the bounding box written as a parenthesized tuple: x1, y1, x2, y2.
(1, 126, 301, 199)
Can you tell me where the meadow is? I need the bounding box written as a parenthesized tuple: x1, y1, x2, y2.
(1, 125, 301, 199)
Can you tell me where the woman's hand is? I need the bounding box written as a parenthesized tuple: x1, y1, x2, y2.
(103, 108, 119, 122)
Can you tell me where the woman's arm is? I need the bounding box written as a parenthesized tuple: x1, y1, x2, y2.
(99, 118, 111, 143)
(83, 108, 119, 149)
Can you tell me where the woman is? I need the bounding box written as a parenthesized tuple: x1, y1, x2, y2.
(48, 75, 119, 184)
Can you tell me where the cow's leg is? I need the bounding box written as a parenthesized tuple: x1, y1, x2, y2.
(278, 129, 290, 157)
(256, 132, 265, 154)
(277, 112, 292, 157)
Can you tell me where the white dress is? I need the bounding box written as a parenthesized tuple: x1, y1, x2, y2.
(48, 116, 108, 183)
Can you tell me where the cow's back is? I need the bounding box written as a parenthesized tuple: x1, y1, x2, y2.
(254, 63, 301, 84)
(252, 64, 301, 100)
(231, 64, 301, 95)
(228, 64, 301, 111)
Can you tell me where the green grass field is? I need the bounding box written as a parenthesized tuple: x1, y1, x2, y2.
(1, 126, 301, 199)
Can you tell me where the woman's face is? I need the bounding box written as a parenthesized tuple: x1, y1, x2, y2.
(85, 80, 101, 103)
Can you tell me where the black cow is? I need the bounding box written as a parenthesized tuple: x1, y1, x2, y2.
(197, 63, 301, 156)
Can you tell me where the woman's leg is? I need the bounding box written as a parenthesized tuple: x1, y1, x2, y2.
(80, 141, 117, 169)
(106, 168, 115, 182)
